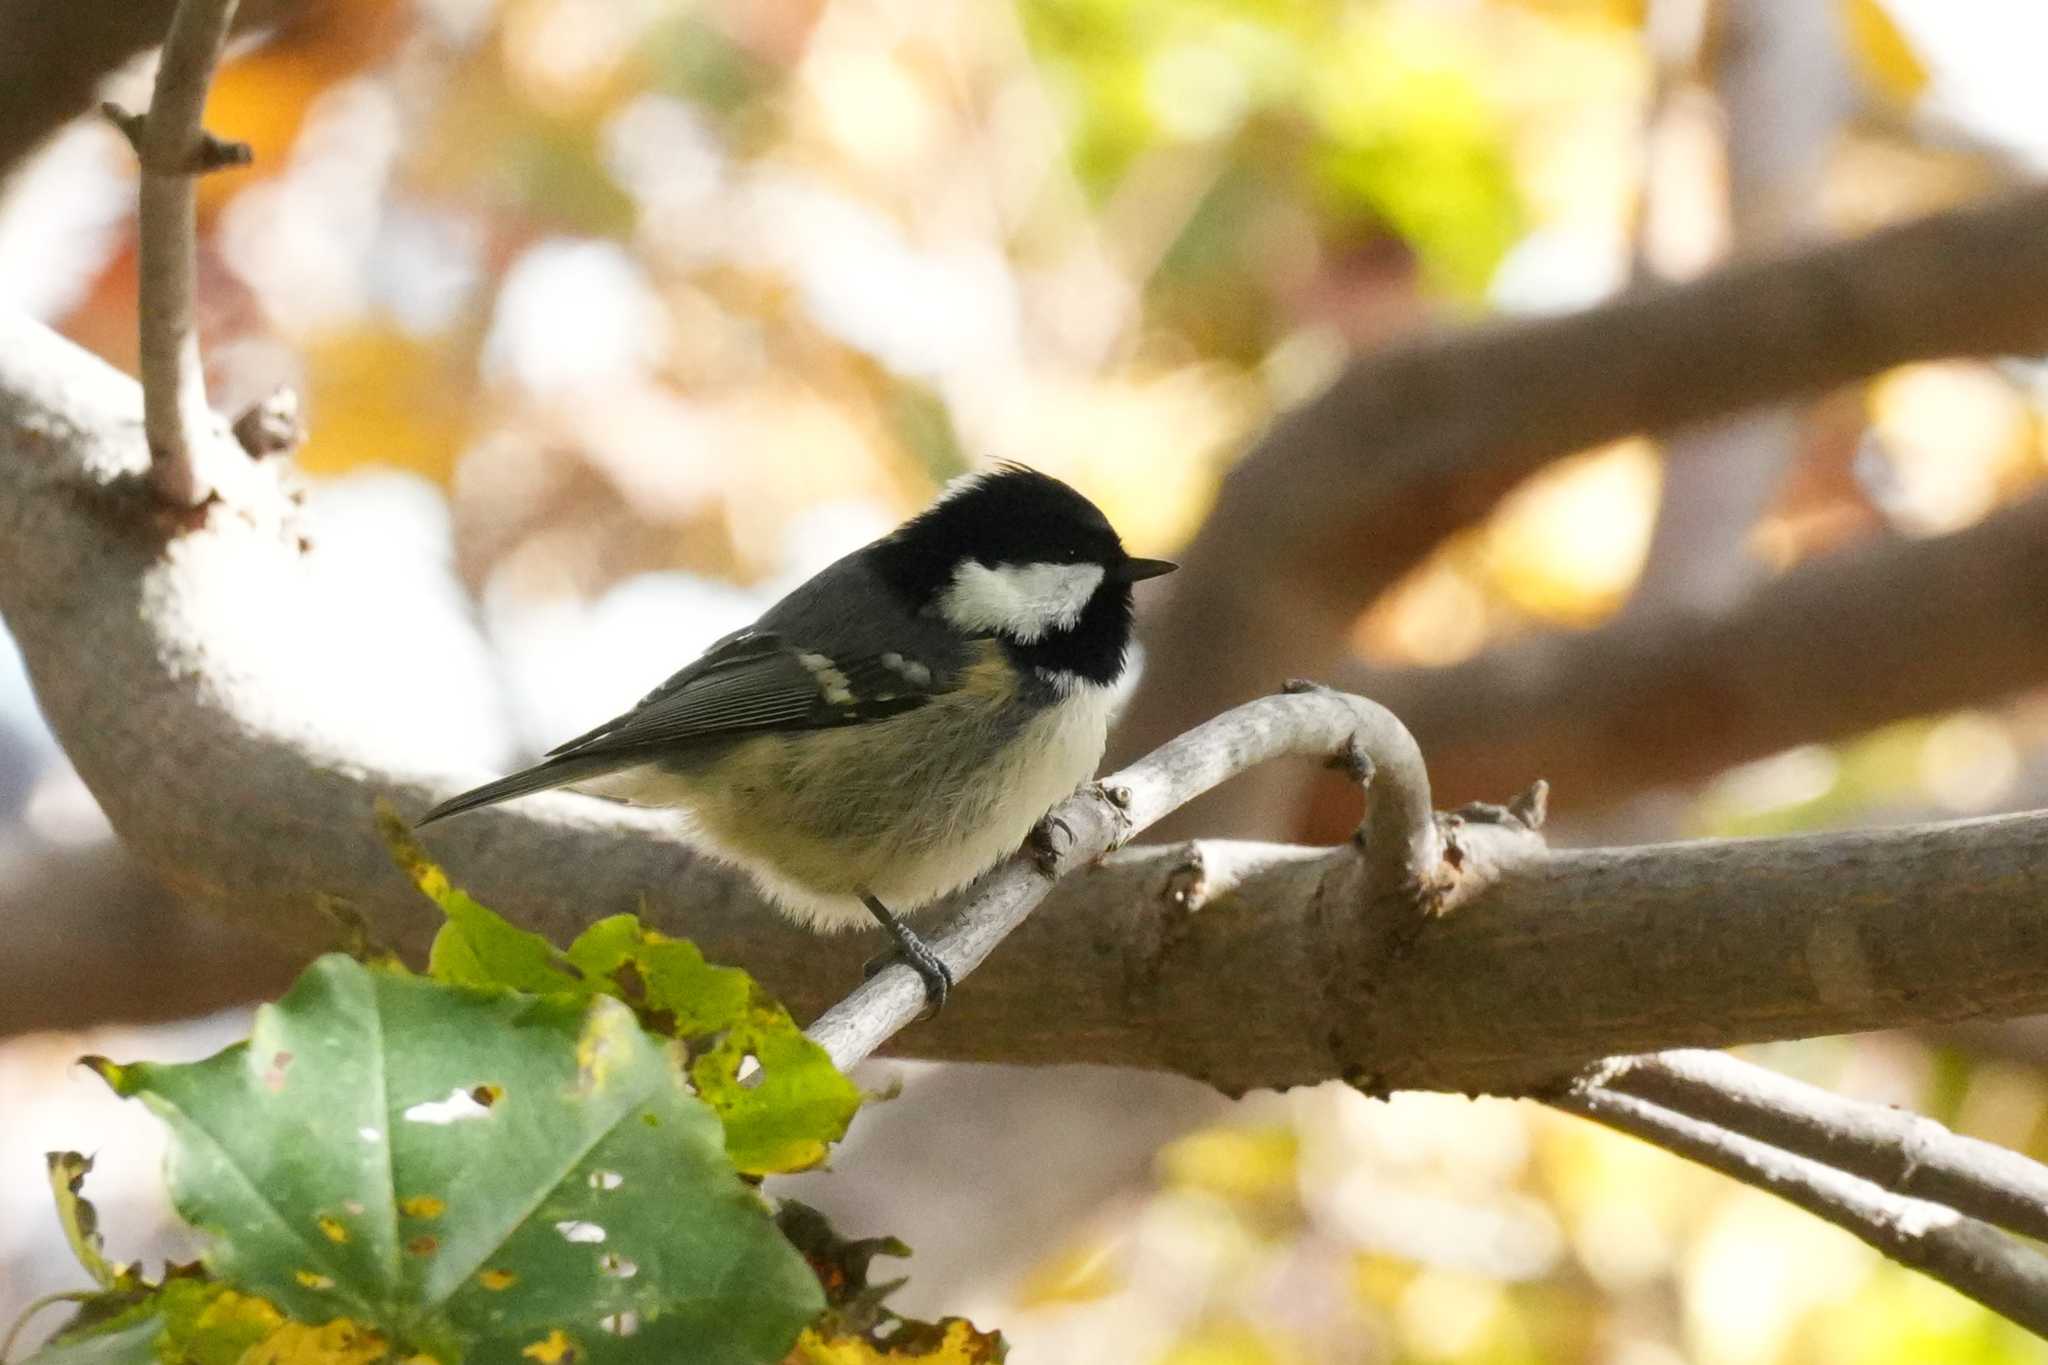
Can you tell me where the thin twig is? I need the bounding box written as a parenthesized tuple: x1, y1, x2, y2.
(1555, 1085, 2048, 1336)
(118, 0, 248, 507)
(1597, 1049, 2048, 1244)
(804, 685, 1442, 1070)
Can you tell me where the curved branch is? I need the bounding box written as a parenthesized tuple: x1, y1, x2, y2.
(1553, 1085, 2048, 1336)
(1596, 1049, 2048, 1244)
(808, 684, 1444, 1069)
(11, 314, 2048, 1097)
(1115, 186, 2048, 835)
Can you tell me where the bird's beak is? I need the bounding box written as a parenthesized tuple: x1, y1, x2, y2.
(1113, 556, 1178, 583)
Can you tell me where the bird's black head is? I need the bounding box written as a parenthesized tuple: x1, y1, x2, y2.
(871, 463, 1175, 686)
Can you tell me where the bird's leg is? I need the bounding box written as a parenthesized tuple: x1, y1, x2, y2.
(859, 893, 952, 1016)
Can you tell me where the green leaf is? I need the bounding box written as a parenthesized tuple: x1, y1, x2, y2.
(691, 1007, 859, 1178)
(46, 1153, 133, 1292)
(564, 915, 752, 1037)
(377, 803, 583, 995)
(20, 1313, 162, 1365)
(96, 955, 822, 1364)
(26, 1280, 385, 1365)
(153, 1280, 290, 1365)
(566, 917, 861, 1177)
(387, 820, 862, 1176)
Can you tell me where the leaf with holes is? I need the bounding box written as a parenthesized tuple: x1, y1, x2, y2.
(387, 825, 861, 1177)
(690, 1005, 861, 1177)
(566, 916, 860, 1176)
(91, 955, 822, 1364)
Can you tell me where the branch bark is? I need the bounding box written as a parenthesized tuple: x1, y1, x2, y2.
(13, 315, 2048, 1096)
(1349, 486, 2048, 810)
(1553, 1084, 2048, 1336)
(1595, 1049, 2048, 1244)
(1116, 185, 2048, 835)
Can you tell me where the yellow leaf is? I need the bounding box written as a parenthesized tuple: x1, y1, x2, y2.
(784, 1318, 1005, 1364)
(238, 1317, 390, 1365)
(293, 327, 474, 485)
(1157, 1126, 1300, 1206)
(1841, 0, 1928, 103)
(1495, 0, 1645, 27)
(1013, 1236, 1123, 1308)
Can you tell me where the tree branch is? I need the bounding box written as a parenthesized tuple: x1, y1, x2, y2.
(1553, 1084, 2048, 1336)
(0, 835, 300, 1035)
(102, 0, 251, 508)
(1593, 1049, 2048, 1245)
(1115, 185, 2048, 835)
(1350, 485, 2048, 811)
(808, 683, 1445, 1069)
(12, 314, 2048, 1096)
(0, 0, 299, 180)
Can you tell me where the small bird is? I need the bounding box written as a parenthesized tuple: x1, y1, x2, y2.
(418, 464, 1175, 1010)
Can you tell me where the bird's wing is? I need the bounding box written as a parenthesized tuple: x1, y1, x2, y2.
(544, 629, 936, 761)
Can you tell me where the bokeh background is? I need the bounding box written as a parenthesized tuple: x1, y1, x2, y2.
(6, 1, 2048, 1361)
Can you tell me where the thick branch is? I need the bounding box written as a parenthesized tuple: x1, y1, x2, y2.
(1352, 487, 2048, 810)
(13, 316, 2048, 1096)
(1554, 1086, 2048, 1336)
(1597, 1049, 2048, 1244)
(0, 836, 299, 1035)
(1117, 186, 2048, 834)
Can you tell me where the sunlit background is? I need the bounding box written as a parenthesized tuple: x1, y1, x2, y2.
(6, 0, 2048, 1361)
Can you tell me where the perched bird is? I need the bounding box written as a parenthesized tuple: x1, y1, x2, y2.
(418, 465, 1175, 1009)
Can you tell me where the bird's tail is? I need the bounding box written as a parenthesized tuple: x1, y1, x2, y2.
(416, 754, 633, 827)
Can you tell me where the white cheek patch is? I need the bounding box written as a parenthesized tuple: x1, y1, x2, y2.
(937, 560, 1105, 643)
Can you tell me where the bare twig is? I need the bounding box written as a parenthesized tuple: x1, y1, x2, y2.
(114, 0, 249, 508)
(0, 0, 304, 180)
(804, 684, 1444, 1071)
(1596, 1049, 2048, 1245)
(1554, 1084, 2048, 1336)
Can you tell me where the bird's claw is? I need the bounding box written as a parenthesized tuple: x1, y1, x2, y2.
(1029, 812, 1076, 877)
(862, 940, 952, 1019)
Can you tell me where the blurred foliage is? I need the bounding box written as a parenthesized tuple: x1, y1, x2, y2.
(1020, 0, 1523, 304)
(1841, 0, 1929, 103)
(16, 0, 2048, 1361)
